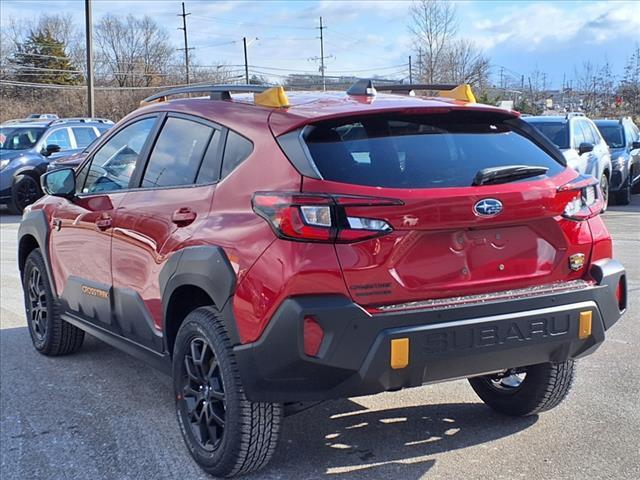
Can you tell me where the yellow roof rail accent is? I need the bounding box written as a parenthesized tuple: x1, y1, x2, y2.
(254, 86, 290, 108)
(437, 84, 476, 103)
(139, 96, 167, 108)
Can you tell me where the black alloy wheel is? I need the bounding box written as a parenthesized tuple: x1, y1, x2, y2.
(178, 336, 227, 452)
(26, 265, 48, 341)
(13, 175, 41, 213)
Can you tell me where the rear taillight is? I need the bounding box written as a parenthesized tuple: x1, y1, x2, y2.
(252, 192, 399, 243)
(559, 177, 603, 221)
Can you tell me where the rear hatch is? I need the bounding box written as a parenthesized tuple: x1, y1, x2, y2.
(296, 109, 593, 308)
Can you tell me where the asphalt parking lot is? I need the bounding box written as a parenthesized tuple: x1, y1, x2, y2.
(1, 199, 638, 480)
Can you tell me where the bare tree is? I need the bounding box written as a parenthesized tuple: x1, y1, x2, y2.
(410, 0, 458, 83)
(441, 38, 490, 89)
(620, 44, 640, 116)
(95, 14, 174, 87)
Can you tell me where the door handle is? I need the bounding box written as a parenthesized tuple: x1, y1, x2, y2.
(95, 216, 112, 231)
(172, 207, 197, 227)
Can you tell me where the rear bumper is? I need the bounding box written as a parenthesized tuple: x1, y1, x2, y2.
(234, 260, 626, 403)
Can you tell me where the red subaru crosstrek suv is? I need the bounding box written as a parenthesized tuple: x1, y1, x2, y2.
(19, 82, 626, 477)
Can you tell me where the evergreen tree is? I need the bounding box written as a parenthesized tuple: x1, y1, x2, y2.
(13, 28, 80, 85)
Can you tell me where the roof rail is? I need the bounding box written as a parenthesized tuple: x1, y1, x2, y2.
(565, 112, 585, 119)
(140, 84, 271, 106)
(48, 117, 113, 126)
(346, 79, 476, 102)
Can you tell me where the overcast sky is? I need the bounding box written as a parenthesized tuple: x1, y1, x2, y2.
(1, 0, 638, 87)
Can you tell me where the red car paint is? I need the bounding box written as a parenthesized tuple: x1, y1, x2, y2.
(33, 91, 612, 346)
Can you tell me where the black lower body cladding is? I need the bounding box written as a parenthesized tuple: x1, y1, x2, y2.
(233, 260, 625, 403)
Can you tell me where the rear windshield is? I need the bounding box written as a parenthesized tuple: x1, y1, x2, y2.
(522, 121, 569, 149)
(596, 124, 624, 149)
(303, 112, 564, 188)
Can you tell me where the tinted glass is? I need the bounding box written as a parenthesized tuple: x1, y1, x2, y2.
(142, 117, 213, 188)
(0, 127, 45, 150)
(221, 131, 253, 178)
(527, 122, 569, 149)
(72, 127, 98, 148)
(597, 124, 625, 148)
(304, 112, 564, 188)
(82, 117, 155, 194)
(45, 129, 72, 150)
(196, 130, 222, 184)
(573, 122, 587, 147)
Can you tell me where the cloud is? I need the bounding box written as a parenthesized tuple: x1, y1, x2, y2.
(464, 1, 640, 52)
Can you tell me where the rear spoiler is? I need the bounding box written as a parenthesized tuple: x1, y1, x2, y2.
(346, 79, 477, 103)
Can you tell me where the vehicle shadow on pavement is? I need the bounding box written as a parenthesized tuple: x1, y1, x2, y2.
(270, 396, 538, 479)
(0, 210, 21, 224)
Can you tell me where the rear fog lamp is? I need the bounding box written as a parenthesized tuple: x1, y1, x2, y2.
(303, 316, 324, 357)
(616, 277, 626, 311)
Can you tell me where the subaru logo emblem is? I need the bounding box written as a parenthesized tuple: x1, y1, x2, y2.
(474, 199, 503, 216)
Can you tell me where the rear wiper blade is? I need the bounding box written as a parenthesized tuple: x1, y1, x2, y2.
(472, 165, 549, 186)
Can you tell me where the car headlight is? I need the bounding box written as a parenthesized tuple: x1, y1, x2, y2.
(0, 159, 10, 171)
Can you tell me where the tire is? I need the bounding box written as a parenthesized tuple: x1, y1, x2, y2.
(8, 174, 42, 215)
(173, 306, 282, 478)
(600, 173, 609, 212)
(22, 248, 85, 355)
(468, 361, 575, 417)
(632, 166, 640, 194)
(614, 178, 632, 205)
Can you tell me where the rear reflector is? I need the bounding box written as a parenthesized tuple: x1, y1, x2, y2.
(303, 316, 324, 357)
(616, 277, 626, 311)
(390, 338, 409, 369)
(578, 311, 592, 340)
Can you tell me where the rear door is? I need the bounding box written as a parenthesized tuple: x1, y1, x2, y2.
(110, 113, 223, 351)
(300, 110, 590, 307)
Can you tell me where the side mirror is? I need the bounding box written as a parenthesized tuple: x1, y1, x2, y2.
(42, 144, 61, 156)
(41, 167, 76, 199)
(578, 142, 594, 155)
(632, 141, 640, 150)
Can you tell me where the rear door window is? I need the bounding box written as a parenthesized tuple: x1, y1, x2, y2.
(71, 127, 98, 148)
(303, 112, 564, 188)
(141, 117, 214, 188)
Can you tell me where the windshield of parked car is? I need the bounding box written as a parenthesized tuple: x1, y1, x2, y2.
(304, 112, 564, 188)
(596, 124, 624, 149)
(525, 122, 570, 149)
(0, 127, 45, 150)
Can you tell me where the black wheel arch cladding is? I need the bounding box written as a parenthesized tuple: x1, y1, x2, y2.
(159, 246, 240, 349)
(18, 209, 57, 296)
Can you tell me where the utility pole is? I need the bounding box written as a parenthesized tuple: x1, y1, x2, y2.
(409, 55, 412, 84)
(243, 37, 249, 84)
(499, 67, 504, 90)
(177, 2, 194, 84)
(84, 0, 94, 117)
(318, 16, 326, 91)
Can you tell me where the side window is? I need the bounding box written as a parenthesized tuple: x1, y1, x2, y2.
(44, 128, 72, 150)
(81, 117, 156, 194)
(587, 123, 601, 145)
(573, 121, 588, 147)
(221, 131, 253, 179)
(71, 127, 98, 148)
(196, 130, 222, 184)
(141, 117, 213, 188)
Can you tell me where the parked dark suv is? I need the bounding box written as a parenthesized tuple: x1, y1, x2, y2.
(594, 117, 640, 205)
(523, 113, 612, 209)
(19, 83, 626, 477)
(0, 117, 112, 213)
